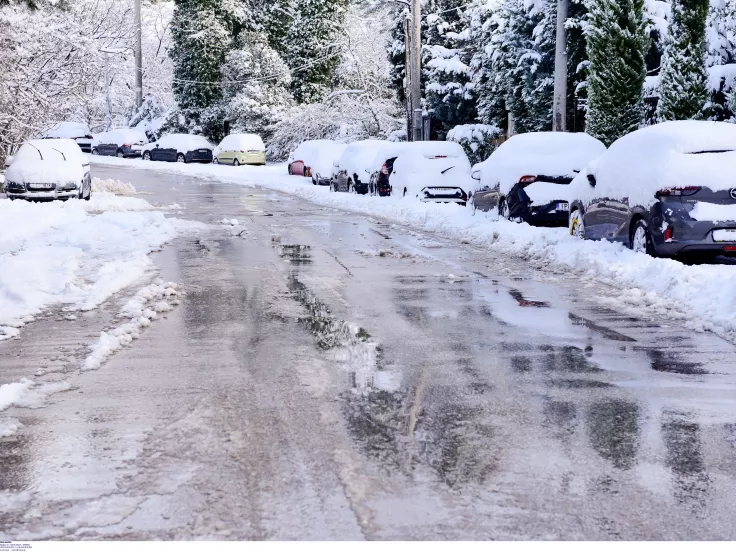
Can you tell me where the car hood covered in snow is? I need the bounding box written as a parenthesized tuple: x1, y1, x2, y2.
(571, 120, 736, 208)
(42, 122, 91, 139)
(5, 139, 86, 184)
(473, 132, 606, 195)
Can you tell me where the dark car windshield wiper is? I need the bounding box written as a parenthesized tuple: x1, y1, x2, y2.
(688, 150, 734, 154)
(50, 147, 67, 161)
(27, 142, 44, 160)
(441, 165, 455, 174)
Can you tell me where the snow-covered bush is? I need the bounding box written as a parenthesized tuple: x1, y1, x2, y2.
(446, 123, 503, 164)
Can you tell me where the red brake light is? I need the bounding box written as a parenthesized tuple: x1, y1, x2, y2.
(656, 186, 701, 196)
(123, 143, 130, 147)
(664, 226, 673, 241)
(519, 175, 537, 184)
(723, 246, 736, 252)
(380, 163, 389, 175)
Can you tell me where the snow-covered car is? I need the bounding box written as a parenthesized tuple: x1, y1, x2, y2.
(287, 139, 336, 177)
(331, 140, 390, 194)
(568, 121, 736, 259)
(367, 142, 411, 196)
(308, 142, 347, 186)
(42, 121, 94, 153)
(470, 132, 605, 226)
(92, 129, 148, 158)
(214, 134, 266, 166)
(390, 145, 472, 205)
(142, 134, 214, 164)
(4, 138, 91, 201)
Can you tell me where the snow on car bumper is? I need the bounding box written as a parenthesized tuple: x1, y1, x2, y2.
(651, 202, 736, 256)
(7, 190, 78, 200)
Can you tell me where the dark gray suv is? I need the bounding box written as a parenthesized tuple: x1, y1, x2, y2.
(568, 121, 736, 259)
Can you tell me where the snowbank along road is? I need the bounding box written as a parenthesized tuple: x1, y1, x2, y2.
(1, 160, 736, 540)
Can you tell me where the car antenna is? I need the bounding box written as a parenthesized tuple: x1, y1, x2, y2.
(50, 147, 67, 161)
(27, 142, 44, 160)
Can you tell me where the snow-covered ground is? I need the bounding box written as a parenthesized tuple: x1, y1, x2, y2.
(0, 182, 200, 341)
(92, 155, 736, 343)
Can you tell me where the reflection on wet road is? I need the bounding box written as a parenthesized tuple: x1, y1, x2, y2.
(1, 165, 736, 539)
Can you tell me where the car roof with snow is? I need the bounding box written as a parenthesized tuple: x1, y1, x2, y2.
(571, 120, 736, 208)
(218, 134, 265, 151)
(93, 129, 148, 146)
(291, 140, 336, 161)
(14, 139, 86, 163)
(474, 132, 606, 194)
(42, 122, 91, 139)
(151, 134, 213, 151)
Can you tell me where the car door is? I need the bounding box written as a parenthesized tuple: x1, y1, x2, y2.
(584, 195, 630, 242)
(148, 144, 160, 161)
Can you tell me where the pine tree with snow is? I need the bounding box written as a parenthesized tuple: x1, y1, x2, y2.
(387, 7, 409, 106)
(423, 0, 477, 134)
(656, 0, 709, 121)
(284, 0, 350, 103)
(585, 0, 649, 146)
(169, 0, 232, 119)
(705, 0, 736, 120)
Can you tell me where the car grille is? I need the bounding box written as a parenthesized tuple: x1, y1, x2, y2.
(26, 183, 57, 191)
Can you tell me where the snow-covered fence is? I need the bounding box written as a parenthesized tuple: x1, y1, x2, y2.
(446, 124, 504, 165)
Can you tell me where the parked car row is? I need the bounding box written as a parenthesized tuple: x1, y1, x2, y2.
(285, 121, 736, 261)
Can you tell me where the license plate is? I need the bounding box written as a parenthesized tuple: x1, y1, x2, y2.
(198, 149, 208, 153)
(713, 229, 736, 242)
(556, 202, 569, 211)
(32, 183, 54, 189)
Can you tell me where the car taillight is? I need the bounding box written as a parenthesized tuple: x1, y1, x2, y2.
(85, 135, 93, 139)
(123, 143, 130, 147)
(380, 163, 389, 175)
(723, 246, 736, 252)
(664, 226, 673, 241)
(655, 186, 701, 196)
(519, 175, 537, 184)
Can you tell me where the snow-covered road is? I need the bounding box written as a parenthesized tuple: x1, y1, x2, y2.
(1, 163, 735, 539)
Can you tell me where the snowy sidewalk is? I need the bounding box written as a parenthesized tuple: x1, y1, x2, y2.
(90, 155, 736, 343)
(0, 184, 200, 341)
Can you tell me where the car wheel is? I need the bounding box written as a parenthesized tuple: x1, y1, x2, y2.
(347, 179, 354, 193)
(91, 148, 99, 156)
(213, 157, 219, 165)
(143, 151, 151, 161)
(84, 183, 91, 201)
(233, 158, 240, 167)
(569, 209, 585, 239)
(403, 187, 407, 197)
(631, 219, 655, 256)
(471, 196, 477, 215)
(177, 153, 186, 163)
(499, 199, 509, 219)
(313, 174, 318, 186)
(303, 168, 309, 178)
(288, 165, 293, 175)
(116, 150, 124, 158)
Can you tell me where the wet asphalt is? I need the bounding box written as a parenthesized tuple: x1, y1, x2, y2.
(1, 164, 736, 540)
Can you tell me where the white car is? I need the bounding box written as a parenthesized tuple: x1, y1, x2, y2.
(92, 129, 149, 158)
(331, 140, 391, 194)
(390, 142, 473, 205)
(287, 139, 337, 178)
(42, 121, 94, 153)
(307, 142, 347, 186)
(4, 139, 91, 201)
(470, 132, 606, 225)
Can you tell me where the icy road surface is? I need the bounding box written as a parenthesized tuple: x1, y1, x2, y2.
(1, 165, 736, 540)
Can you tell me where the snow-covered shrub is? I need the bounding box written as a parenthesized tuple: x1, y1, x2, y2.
(446, 124, 503, 164)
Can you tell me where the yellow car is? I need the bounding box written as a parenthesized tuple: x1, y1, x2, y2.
(213, 133, 267, 166)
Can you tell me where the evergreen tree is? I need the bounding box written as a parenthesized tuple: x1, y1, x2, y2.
(585, 0, 649, 146)
(705, 0, 736, 120)
(284, 0, 350, 103)
(423, 0, 476, 134)
(656, 0, 709, 121)
(387, 7, 408, 106)
(170, 0, 232, 123)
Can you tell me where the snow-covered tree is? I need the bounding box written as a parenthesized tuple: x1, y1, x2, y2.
(284, 0, 350, 103)
(170, 0, 231, 116)
(705, 0, 736, 120)
(423, 0, 477, 134)
(585, 0, 649, 145)
(657, 0, 709, 120)
(218, 33, 294, 140)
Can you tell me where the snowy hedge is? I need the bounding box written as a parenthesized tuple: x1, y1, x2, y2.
(446, 124, 503, 165)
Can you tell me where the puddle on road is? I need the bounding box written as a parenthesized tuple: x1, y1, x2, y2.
(644, 349, 708, 376)
(508, 289, 550, 308)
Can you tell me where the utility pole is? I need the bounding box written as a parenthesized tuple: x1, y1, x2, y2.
(134, 0, 143, 110)
(404, 16, 413, 141)
(410, 0, 422, 141)
(552, 0, 568, 131)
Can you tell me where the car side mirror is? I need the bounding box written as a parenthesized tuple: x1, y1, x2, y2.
(5, 155, 14, 167)
(587, 174, 597, 187)
(471, 170, 481, 181)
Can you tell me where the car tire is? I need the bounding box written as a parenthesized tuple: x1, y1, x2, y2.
(233, 159, 240, 167)
(303, 168, 309, 177)
(84, 183, 91, 201)
(91, 148, 99, 156)
(631, 219, 655, 256)
(288, 165, 293, 175)
(313, 174, 318, 186)
(213, 157, 219, 164)
(177, 153, 186, 163)
(569, 209, 585, 239)
(347, 179, 354, 194)
(143, 151, 151, 161)
(499, 199, 509, 219)
(471, 197, 477, 215)
(116, 150, 124, 158)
